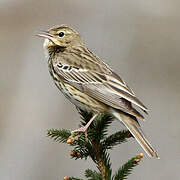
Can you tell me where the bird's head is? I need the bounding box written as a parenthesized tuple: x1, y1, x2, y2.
(37, 25, 83, 50)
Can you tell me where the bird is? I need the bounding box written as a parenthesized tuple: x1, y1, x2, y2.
(37, 24, 159, 158)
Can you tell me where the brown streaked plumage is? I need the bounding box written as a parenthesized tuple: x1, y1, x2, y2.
(37, 24, 159, 158)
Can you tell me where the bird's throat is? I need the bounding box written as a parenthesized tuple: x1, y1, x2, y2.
(43, 39, 66, 56)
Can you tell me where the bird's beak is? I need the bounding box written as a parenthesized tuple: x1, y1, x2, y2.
(36, 30, 54, 41)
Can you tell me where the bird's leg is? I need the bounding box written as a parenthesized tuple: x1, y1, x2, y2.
(71, 114, 98, 139)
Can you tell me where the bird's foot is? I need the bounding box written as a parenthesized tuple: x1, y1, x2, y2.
(71, 126, 88, 141)
(71, 114, 98, 142)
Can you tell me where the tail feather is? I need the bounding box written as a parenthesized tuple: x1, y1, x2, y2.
(112, 110, 159, 158)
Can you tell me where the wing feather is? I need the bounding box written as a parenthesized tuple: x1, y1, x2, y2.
(53, 60, 148, 119)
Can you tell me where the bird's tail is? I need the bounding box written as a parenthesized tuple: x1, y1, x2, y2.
(111, 109, 159, 158)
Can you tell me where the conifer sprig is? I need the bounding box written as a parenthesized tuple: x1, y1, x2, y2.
(102, 130, 132, 150)
(47, 110, 143, 180)
(85, 169, 102, 180)
(113, 154, 143, 180)
(47, 129, 71, 143)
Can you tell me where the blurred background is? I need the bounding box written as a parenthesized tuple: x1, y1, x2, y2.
(0, 0, 179, 179)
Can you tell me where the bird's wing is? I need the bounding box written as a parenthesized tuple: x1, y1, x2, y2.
(52, 56, 148, 120)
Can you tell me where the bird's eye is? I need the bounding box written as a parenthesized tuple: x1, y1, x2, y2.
(58, 32, 64, 37)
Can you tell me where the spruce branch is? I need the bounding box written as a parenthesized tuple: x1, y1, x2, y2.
(88, 113, 114, 142)
(90, 140, 112, 180)
(85, 169, 102, 180)
(47, 129, 71, 143)
(113, 153, 143, 180)
(47, 110, 143, 180)
(67, 177, 84, 180)
(102, 130, 132, 150)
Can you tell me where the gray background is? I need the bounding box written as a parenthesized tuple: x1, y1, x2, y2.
(0, 0, 179, 179)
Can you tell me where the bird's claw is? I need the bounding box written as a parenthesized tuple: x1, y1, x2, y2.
(71, 127, 88, 142)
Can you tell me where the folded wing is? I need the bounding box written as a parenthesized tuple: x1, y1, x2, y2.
(53, 60, 148, 120)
